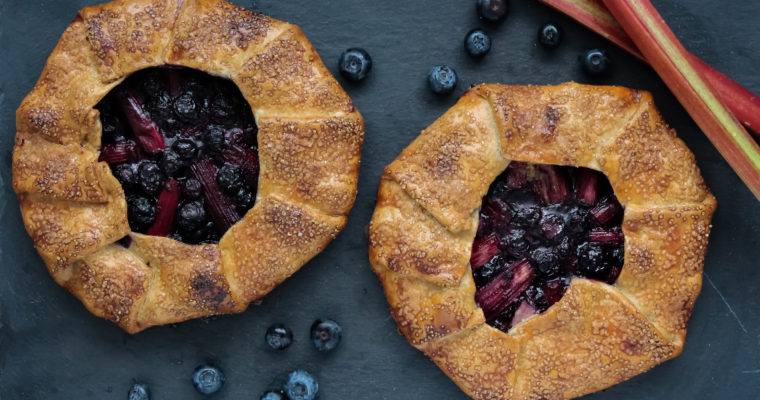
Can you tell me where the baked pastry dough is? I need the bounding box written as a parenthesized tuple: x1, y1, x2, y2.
(368, 83, 715, 399)
(13, 0, 363, 333)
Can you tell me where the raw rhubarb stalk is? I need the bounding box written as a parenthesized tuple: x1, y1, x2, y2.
(470, 233, 501, 269)
(190, 160, 241, 233)
(475, 259, 535, 320)
(602, 0, 760, 200)
(147, 179, 179, 236)
(537, 0, 760, 136)
(118, 88, 165, 154)
(574, 168, 599, 206)
(98, 142, 138, 164)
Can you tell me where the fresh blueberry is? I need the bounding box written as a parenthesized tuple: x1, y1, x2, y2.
(284, 370, 318, 400)
(427, 65, 458, 95)
(127, 383, 150, 400)
(464, 29, 492, 57)
(476, 0, 509, 22)
(338, 48, 372, 82)
(311, 318, 342, 352)
(265, 323, 293, 350)
(260, 391, 284, 400)
(192, 364, 225, 395)
(137, 161, 165, 196)
(538, 23, 562, 48)
(580, 49, 611, 76)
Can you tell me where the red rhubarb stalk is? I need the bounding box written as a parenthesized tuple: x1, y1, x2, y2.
(147, 179, 179, 236)
(537, 0, 760, 136)
(602, 0, 760, 200)
(470, 233, 501, 269)
(475, 259, 535, 320)
(118, 88, 166, 154)
(98, 142, 138, 164)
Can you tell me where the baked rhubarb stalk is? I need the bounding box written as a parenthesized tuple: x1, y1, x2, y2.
(600, 0, 760, 200)
(538, 0, 760, 137)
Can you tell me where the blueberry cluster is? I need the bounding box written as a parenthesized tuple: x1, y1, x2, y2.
(470, 162, 625, 332)
(97, 66, 260, 244)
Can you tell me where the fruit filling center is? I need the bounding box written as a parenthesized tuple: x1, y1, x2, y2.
(471, 162, 625, 332)
(97, 66, 259, 244)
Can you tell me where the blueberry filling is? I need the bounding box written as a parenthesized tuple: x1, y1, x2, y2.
(471, 162, 625, 332)
(97, 66, 259, 244)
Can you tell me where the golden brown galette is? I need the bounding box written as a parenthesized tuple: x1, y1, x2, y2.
(368, 83, 715, 399)
(12, 0, 363, 333)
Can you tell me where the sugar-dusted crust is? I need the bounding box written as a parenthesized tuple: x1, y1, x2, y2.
(368, 82, 715, 399)
(12, 0, 363, 333)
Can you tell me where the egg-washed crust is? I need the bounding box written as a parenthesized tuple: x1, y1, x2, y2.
(368, 82, 715, 399)
(12, 0, 363, 334)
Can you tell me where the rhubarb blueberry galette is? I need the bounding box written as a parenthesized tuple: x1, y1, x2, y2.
(12, 0, 363, 333)
(369, 83, 715, 399)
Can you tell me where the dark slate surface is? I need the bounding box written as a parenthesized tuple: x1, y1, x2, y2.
(1, 0, 758, 399)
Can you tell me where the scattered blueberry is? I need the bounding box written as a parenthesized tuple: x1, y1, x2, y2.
(284, 370, 318, 400)
(311, 318, 342, 352)
(260, 391, 284, 400)
(464, 29, 492, 57)
(427, 65, 458, 95)
(127, 383, 150, 400)
(580, 49, 611, 76)
(192, 365, 225, 395)
(538, 23, 562, 48)
(265, 323, 293, 350)
(476, 0, 509, 22)
(338, 48, 372, 82)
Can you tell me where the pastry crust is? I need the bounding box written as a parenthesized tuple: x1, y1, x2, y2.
(368, 83, 715, 399)
(13, 0, 363, 333)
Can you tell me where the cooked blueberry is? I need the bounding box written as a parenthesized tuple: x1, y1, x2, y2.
(114, 164, 138, 190)
(217, 163, 244, 193)
(265, 323, 293, 350)
(530, 246, 561, 278)
(538, 23, 562, 48)
(172, 138, 198, 160)
(192, 364, 225, 395)
(148, 91, 174, 123)
(284, 370, 318, 400)
(204, 125, 226, 153)
(581, 49, 611, 76)
(210, 93, 235, 122)
(127, 383, 150, 400)
(128, 196, 156, 229)
(137, 161, 165, 196)
(464, 29, 491, 57)
(577, 242, 609, 277)
(476, 0, 509, 22)
(234, 187, 255, 211)
(182, 178, 203, 200)
(338, 48, 372, 82)
(260, 391, 284, 400)
(311, 318, 342, 352)
(161, 151, 186, 177)
(174, 92, 198, 122)
(428, 65, 458, 95)
(501, 228, 529, 258)
(177, 201, 207, 232)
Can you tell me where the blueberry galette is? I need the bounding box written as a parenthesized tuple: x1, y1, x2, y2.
(369, 83, 715, 399)
(13, 0, 363, 333)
